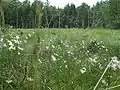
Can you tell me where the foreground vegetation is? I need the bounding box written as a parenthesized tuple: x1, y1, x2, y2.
(1, 28, 120, 90)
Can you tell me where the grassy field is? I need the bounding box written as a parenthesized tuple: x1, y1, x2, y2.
(1, 28, 120, 90)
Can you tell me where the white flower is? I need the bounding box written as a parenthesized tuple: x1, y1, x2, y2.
(13, 39, 17, 43)
(0, 41, 3, 48)
(3, 44, 7, 47)
(16, 35, 20, 39)
(51, 55, 56, 61)
(111, 56, 117, 61)
(89, 57, 97, 63)
(13, 39, 20, 44)
(60, 66, 62, 68)
(78, 60, 81, 63)
(110, 56, 120, 70)
(101, 79, 106, 84)
(82, 44, 85, 48)
(106, 48, 108, 52)
(87, 50, 89, 53)
(65, 65, 68, 68)
(67, 51, 71, 54)
(80, 67, 86, 74)
(50, 39, 52, 42)
(61, 40, 63, 43)
(1, 35, 4, 37)
(26, 37, 28, 39)
(82, 40, 85, 44)
(97, 42, 100, 45)
(64, 61, 67, 63)
(18, 52, 20, 55)
(6, 80, 13, 83)
(65, 44, 69, 47)
(95, 43, 97, 46)
(101, 79, 108, 86)
(100, 41, 103, 43)
(32, 32, 35, 34)
(72, 81, 73, 84)
(0, 38, 4, 42)
(18, 47, 24, 51)
(8, 46, 15, 50)
(54, 53, 58, 56)
(8, 40, 14, 46)
(42, 40, 44, 42)
(52, 45, 55, 48)
(10, 26, 13, 28)
(28, 34, 31, 37)
(27, 77, 34, 82)
(19, 40, 22, 44)
(38, 59, 42, 63)
(98, 63, 103, 69)
(101, 45, 105, 48)
(46, 46, 49, 49)
(24, 40, 27, 43)
(74, 57, 77, 60)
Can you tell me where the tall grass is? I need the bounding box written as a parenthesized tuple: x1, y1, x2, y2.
(0, 29, 120, 90)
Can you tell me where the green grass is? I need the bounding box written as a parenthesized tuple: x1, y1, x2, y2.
(1, 28, 120, 90)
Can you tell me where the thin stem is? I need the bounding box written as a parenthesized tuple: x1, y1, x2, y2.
(93, 60, 113, 90)
(106, 85, 120, 90)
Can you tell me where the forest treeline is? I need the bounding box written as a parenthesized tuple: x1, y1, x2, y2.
(0, 0, 120, 29)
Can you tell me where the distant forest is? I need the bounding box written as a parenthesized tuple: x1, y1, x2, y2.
(0, 0, 120, 29)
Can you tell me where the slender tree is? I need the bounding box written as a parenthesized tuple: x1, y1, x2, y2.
(35, 0, 42, 28)
(0, 0, 5, 27)
(109, 0, 120, 29)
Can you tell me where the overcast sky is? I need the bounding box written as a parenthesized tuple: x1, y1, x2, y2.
(20, 0, 103, 8)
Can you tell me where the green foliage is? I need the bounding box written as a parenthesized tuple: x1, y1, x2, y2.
(1, 29, 120, 90)
(109, 0, 120, 29)
(1, 0, 120, 29)
(77, 3, 90, 28)
(0, 0, 5, 27)
(0, 24, 11, 33)
(35, 0, 43, 28)
(2, 0, 118, 29)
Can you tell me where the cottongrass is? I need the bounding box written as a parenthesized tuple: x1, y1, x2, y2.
(93, 56, 120, 90)
(51, 55, 56, 61)
(6, 80, 13, 84)
(38, 59, 42, 63)
(80, 67, 87, 74)
(109, 56, 120, 70)
(106, 85, 120, 90)
(27, 77, 34, 82)
(1, 29, 120, 90)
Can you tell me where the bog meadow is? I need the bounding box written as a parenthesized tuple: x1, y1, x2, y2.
(0, 0, 120, 90)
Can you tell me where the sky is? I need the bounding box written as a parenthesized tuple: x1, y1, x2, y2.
(20, 0, 103, 8)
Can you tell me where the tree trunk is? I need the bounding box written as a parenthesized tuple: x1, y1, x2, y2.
(87, 9, 90, 28)
(58, 11, 61, 28)
(0, 7, 5, 27)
